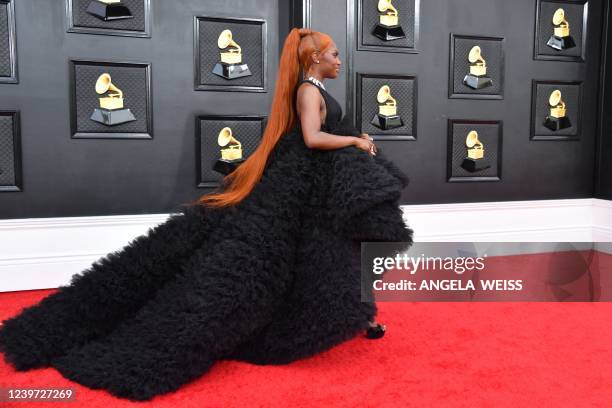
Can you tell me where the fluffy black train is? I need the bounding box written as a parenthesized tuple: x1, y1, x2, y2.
(0, 118, 413, 401)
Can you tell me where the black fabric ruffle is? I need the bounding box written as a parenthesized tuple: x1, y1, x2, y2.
(0, 120, 413, 401)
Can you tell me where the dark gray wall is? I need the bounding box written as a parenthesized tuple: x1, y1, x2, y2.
(596, 0, 611, 200)
(0, 0, 280, 219)
(0, 0, 609, 221)
(311, 0, 606, 205)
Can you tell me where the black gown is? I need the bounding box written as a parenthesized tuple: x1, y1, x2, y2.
(0, 78, 414, 401)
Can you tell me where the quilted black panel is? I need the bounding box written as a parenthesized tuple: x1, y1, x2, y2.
(0, 113, 16, 186)
(360, 0, 415, 48)
(197, 17, 264, 88)
(451, 35, 504, 96)
(73, 61, 150, 134)
(198, 118, 264, 185)
(533, 82, 581, 137)
(71, 0, 146, 32)
(359, 75, 415, 137)
(0, 3, 11, 77)
(536, 1, 584, 58)
(449, 121, 501, 180)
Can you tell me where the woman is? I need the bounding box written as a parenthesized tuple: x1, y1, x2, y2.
(0, 28, 413, 401)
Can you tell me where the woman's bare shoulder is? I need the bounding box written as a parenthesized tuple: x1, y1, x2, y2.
(296, 83, 323, 121)
(296, 81, 320, 98)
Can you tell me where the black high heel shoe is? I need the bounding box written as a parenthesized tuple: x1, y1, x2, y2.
(365, 323, 386, 339)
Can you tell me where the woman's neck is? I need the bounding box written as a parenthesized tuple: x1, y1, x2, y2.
(305, 75, 326, 90)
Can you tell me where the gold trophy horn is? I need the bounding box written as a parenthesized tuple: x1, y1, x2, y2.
(377, 84, 395, 104)
(95, 73, 122, 98)
(552, 8, 570, 38)
(464, 45, 493, 89)
(213, 28, 252, 79)
(378, 0, 398, 15)
(371, 84, 403, 129)
(95, 73, 124, 110)
(218, 29, 242, 65)
(373, 0, 405, 40)
(377, 85, 397, 116)
(466, 130, 484, 160)
(468, 46, 487, 76)
(549, 90, 566, 119)
(378, 0, 398, 26)
(544, 89, 572, 130)
(217, 127, 243, 161)
(218, 29, 241, 53)
(547, 7, 575, 50)
(461, 129, 491, 172)
(90, 72, 135, 125)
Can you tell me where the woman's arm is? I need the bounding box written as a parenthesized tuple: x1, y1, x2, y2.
(296, 84, 360, 150)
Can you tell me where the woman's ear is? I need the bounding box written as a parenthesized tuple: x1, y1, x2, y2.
(311, 51, 320, 64)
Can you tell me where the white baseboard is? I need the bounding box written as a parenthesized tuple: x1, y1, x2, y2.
(0, 213, 173, 293)
(402, 198, 612, 242)
(592, 199, 612, 241)
(0, 199, 611, 293)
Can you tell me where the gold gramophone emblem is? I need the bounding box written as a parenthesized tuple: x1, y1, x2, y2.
(553, 8, 570, 38)
(544, 89, 572, 130)
(378, 0, 399, 27)
(461, 130, 491, 172)
(468, 46, 486, 76)
(549, 90, 566, 118)
(371, 84, 404, 130)
(377, 85, 397, 116)
(466, 130, 484, 160)
(96, 73, 124, 110)
(218, 29, 243, 65)
(547, 8, 576, 50)
(89, 72, 136, 126)
(372, 0, 406, 41)
(217, 127, 242, 161)
(463, 45, 493, 90)
(212, 29, 252, 79)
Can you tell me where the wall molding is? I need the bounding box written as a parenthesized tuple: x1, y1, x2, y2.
(0, 199, 610, 292)
(402, 198, 612, 242)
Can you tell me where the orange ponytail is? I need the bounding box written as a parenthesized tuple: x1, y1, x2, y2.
(187, 27, 333, 209)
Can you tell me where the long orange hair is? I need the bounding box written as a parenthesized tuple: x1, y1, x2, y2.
(186, 27, 333, 209)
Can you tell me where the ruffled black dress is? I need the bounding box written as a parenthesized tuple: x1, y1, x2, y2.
(0, 78, 414, 401)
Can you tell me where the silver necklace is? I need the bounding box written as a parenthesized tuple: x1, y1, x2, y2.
(306, 76, 326, 91)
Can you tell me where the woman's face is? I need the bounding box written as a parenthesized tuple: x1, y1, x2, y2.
(317, 42, 341, 79)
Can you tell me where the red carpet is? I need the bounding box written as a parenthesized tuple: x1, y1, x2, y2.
(0, 289, 610, 407)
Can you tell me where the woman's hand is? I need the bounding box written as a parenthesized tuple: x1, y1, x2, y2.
(353, 133, 377, 156)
